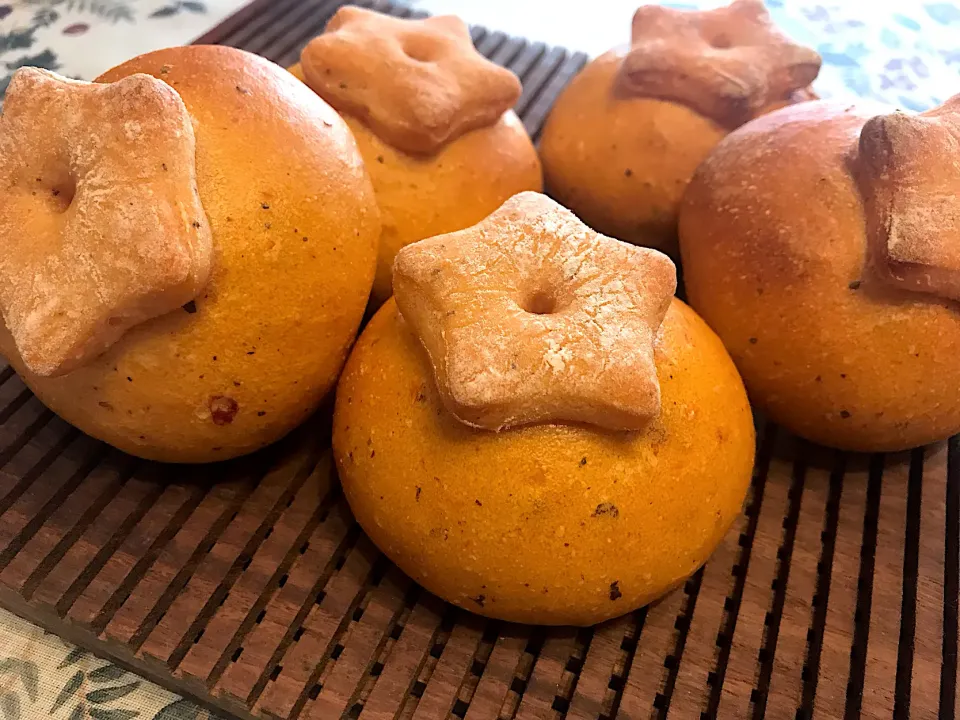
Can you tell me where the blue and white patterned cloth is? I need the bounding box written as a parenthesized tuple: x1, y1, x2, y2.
(3, 1, 960, 110)
(414, 0, 960, 112)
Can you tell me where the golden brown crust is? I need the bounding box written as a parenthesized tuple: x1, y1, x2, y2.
(1, 45, 380, 463)
(301, 7, 521, 154)
(340, 110, 542, 305)
(0, 68, 211, 377)
(333, 297, 755, 625)
(539, 51, 727, 255)
(680, 100, 960, 451)
(393, 192, 676, 432)
(620, 0, 820, 127)
(858, 94, 960, 301)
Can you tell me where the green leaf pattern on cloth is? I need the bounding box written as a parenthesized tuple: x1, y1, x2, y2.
(0, 608, 217, 720)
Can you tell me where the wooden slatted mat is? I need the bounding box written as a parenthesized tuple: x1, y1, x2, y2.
(0, 2, 956, 719)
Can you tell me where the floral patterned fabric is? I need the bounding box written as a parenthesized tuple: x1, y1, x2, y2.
(0, 608, 218, 719)
(0, 0, 249, 97)
(0, 1, 956, 719)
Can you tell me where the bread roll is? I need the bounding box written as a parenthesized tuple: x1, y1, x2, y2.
(333, 193, 754, 625)
(680, 98, 960, 451)
(0, 46, 380, 462)
(540, 0, 819, 256)
(295, 7, 541, 304)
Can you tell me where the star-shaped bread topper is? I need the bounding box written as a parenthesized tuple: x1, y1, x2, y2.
(393, 191, 677, 432)
(0, 68, 212, 377)
(300, 7, 522, 155)
(619, 0, 821, 127)
(858, 94, 960, 302)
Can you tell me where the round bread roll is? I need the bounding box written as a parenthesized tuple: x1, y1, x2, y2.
(680, 99, 960, 451)
(294, 7, 542, 304)
(333, 193, 754, 625)
(539, 0, 820, 256)
(0, 46, 380, 462)
(540, 50, 726, 254)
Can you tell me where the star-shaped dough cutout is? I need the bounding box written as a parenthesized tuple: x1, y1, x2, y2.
(300, 7, 521, 155)
(0, 68, 212, 377)
(620, 0, 821, 127)
(858, 94, 960, 302)
(393, 192, 677, 432)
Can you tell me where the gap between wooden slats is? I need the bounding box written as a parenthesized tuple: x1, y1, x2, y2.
(762, 453, 831, 719)
(843, 454, 885, 718)
(617, 589, 686, 717)
(215, 501, 356, 706)
(513, 630, 579, 720)
(28, 469, 161, 607)
(716, 431, 795, 718)
(909, 443, 946, 718)
(666, 514, 750, 715)
(97, 471, 256, 644)
(63, 478, 202, 625)
(565, 615, 633, 719)
(411, 618, 485, 720)
(178, 456, 335, 685)
(811, 455, 870, 719)
(306, 567, 412, 718)
(0, 450, 135, 594)
(361, 595, 445, 719)
(463, 628, 529, 720)
(256, 535, 380, 720)
(945, 437, 960, 719)
(139, 445, 316, 668)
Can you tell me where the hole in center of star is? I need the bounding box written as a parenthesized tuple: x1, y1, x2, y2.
(523, 290, 561, 315)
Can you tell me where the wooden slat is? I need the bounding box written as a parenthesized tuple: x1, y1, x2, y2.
(255, 535, 379, 719)
(139, 447, 314, 667)
(99, 475, 252, 643)
(30, 471, 160, 608)
(668, 514, 749, 716)
(514, 630, 579, 720)
(0, 435, 106, 565)
(812, 456, 870, 719)
(618, 589, 686, 716)
(179, 457, 333, 684)
(858, 452, 909, 719)
(412, 619, 485, 720)
(361, 596, 444, 719)
(0, 451, 133, 593)
(717, 435, 795, 718)
(464, 629, 529, 720)
(764, 462, 831, 715)
(65, 480, 202, 626)
(307, 568, 412, 718)
(215, 501, 354, 706)
(566, 617, 632, 720)
(912, 444, 946, 718)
